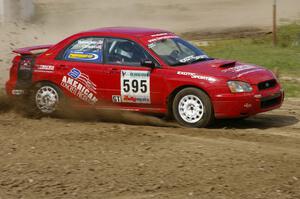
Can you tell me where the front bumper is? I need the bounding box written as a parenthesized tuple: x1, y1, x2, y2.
(213, 85, 284, 119)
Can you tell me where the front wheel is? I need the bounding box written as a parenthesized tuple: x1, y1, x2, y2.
(172, 88, 214, 128)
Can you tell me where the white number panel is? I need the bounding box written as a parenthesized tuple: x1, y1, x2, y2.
(121, 70, 150, 104)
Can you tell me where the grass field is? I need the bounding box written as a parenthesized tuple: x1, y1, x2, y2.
(200, 24, 300, 97)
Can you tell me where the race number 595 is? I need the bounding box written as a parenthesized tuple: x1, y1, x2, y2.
(123, 79, 148, 93)
(121, 70, 150, 104)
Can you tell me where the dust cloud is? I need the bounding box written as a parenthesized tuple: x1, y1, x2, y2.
(0, 91, 177, 128)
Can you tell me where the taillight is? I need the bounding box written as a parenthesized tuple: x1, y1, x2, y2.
(18, 56, 34, 81)
(9, 55, 34, 90)
(19, 58, 33, 71)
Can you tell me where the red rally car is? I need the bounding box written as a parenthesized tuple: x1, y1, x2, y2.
(6, 27, 284, 128)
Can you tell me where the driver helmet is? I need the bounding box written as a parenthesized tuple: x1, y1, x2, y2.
(116, 42, 134, 59)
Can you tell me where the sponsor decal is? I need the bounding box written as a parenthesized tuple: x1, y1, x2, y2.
(35, 64, 55, 73)
(64, 38, 103, 63)
(177, 71, 217, 83)
(68, 52, 99, 61)
(236, 68, 265, 77)
(123, 95, 137, 102)
(68, 68, 97, 93)
(61, 68, 98, 104)
(148, 35, 179, 44)
(112, 95, 122, 103)
(244, 103, 252, 108)
(222, 65, 257, 73)
(122, 95, 150, 103)
(179, 55, 209, 63)
(254, 94, 262, 99)
(150, 33, 169, 37)
(77, 40, 103, 50)
(121, 70, 151, 104)
(148, 43, 156, 48)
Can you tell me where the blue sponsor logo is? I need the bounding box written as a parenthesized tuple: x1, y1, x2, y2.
(67, 68, 97, 93)
(68, 68, 81, 79)
(64, 49, 102, 63)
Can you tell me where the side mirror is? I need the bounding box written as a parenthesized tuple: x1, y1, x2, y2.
(141, 60, 156, 69)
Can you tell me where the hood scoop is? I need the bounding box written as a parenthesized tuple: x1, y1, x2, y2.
(211, 60, 237, 68)
(219, 61, 237, 68)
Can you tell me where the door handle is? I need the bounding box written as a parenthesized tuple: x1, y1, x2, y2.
(58, 64, 68, 70)
(103, 68, 119, 74)
(109, 68, 119, 74)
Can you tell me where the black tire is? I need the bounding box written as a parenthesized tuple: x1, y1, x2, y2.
(28, 82, 64, 116)
(172, 88, 214, 128)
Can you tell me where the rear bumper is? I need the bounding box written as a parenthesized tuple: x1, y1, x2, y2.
(5, 80, 16, 96)
(213, 85, 284, 118)
(5, 79, 27, 96)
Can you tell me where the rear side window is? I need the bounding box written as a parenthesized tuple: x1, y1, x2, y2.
(62, 37, 104, 63)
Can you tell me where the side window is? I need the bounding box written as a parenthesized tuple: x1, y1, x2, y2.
(105, 38, 156, 66)
(62, 37, 104, 63)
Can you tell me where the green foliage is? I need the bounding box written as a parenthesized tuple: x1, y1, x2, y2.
(199, 24, 300, 97)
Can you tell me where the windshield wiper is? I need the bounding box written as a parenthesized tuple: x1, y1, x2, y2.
(170, 57, 214, 67)
(189, 57, 214, 64)
(170, 62, 189, 66)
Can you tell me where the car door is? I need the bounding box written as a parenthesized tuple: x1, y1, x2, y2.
(54, 37, 106, 106)
(100, 37, 166, 110)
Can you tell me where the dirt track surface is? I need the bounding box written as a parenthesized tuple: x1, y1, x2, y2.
(0, 98, 299, 199)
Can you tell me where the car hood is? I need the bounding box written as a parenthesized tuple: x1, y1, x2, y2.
(174, 59, 275, 84)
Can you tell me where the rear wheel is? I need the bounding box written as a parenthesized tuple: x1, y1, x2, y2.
(172, 88, 214, 128)
(32, 83, 62, 115)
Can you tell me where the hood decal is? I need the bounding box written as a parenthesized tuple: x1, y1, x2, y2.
(222, 65, 257, 73)
(177, 71, 217, 83)
(237, 68, 266, 78)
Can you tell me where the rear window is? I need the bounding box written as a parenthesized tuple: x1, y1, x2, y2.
(62, 37, 104, 63)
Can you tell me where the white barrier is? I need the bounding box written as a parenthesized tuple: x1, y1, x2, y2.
(0, 0, 34, 23)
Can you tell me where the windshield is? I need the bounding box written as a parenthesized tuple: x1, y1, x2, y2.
(148, 37, 212, 66)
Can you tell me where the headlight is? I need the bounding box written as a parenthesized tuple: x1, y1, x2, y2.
(227, 81, 253, 93)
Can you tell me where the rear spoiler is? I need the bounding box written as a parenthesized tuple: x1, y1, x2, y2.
(12, 44, 53, 55)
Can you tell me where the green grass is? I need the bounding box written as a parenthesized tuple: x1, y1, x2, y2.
(282, 81, 300, 97)
(199, 23, 300, 97)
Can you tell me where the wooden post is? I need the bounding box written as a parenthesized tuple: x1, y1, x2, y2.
(273, 0, 277, 46)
